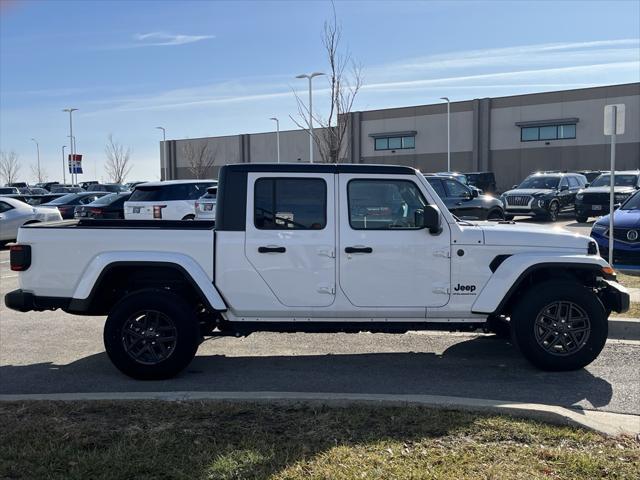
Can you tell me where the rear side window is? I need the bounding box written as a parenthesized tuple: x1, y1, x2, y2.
(254, 178, 326, 230)
(0, 201, 13, 213)
(130, 183, 214, 201)
(348, 179, 428, 230)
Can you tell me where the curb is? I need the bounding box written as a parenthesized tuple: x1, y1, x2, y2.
(609, 318, 640, 341)
(0, 391, 638, 437)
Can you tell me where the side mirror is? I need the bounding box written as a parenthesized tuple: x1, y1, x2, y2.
(560, 185, 569, 191)
(585, 183, 590, 188)
(471, 189, 479, 198)
(512, 184, 518, 190)
(614, 203, 621, 210)
(416, 205, 441, 234)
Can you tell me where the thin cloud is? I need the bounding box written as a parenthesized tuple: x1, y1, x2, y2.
(132, 32, 215, 47)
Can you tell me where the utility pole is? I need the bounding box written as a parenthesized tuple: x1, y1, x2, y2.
(61, 145, 67, 184)
(31, 138, 40, 182)
(296, 72, 325, 163)
(270, 117, 280, 163)
(440, 97, 451, 171)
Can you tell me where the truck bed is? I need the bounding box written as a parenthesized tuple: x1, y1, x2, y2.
(22, 219, 215, 230)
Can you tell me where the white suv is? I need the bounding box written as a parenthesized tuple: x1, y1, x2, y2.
(195, 186, 217, 221)
(124, 180, 217, 220)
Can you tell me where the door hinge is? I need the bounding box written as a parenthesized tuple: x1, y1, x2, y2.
(317, 248, 335, 258)
(433, 249, 451, 258)
(317, 284, 336, 295)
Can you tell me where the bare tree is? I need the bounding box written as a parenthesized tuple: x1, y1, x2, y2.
(291, 2, 363, 163)
(104, 134, 132, 183)
(182, 142, 216, 179)
(30, 163, 48, 183)
(0, 151, 21, 185)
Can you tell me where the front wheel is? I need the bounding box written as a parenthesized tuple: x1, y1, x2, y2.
(104, 289, 200, 379)
(487, 209, 504, 221)
(546, 201, 559, 222)
(510, 280, 607, 371)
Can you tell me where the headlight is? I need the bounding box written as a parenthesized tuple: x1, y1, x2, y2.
(592, 223, 607, 234)
(537, 199, 545, 208)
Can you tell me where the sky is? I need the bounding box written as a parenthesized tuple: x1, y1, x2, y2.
(1, 0, 639, 183)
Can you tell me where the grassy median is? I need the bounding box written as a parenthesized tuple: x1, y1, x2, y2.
(1, 401, 638, 480)
(616, 273, 639, 318)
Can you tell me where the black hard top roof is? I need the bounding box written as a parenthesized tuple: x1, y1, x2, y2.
(222, 163, 417, 175)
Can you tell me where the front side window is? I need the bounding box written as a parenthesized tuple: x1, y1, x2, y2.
(443, 179, 470, 198)
(254, 178, 326, 230)
(348, 179, 428, 230)
(426, 178, 446, 198)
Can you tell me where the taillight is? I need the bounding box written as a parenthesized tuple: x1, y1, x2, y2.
(10, 244, 31, 271)
(153, 205, 167, 219)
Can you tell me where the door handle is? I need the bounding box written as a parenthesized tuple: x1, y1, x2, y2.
(345, 246, 373, 254)
(258, 246, 286, 253)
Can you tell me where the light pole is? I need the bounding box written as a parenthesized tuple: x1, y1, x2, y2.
(155, 126, 166, 141)
(63, 108, 78, 186)
(30, 138, 40, 183)
(296, 72, 325, 163)
(269, 117, 280, 163)
(61, 145, 67, 185)
(440, 97, 451, 172)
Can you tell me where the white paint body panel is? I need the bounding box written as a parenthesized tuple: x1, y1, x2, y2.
(124, 199, 196, 220)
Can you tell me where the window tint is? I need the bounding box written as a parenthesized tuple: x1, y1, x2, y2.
(129, 183, 215, 202)
(254, 178, 326, 230)
(0, 201, 13, 213)
(443, 179, 470, 197)
(348, 180, 428, 230)
(427, 178, 446, 198)
(559, 178, 569, 189)
(568, 177, 580, 188)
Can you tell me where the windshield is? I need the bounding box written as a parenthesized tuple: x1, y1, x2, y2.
(621, 192, 640, 210)
(517, 176, 560, 189)
(591, 174, 638, 187)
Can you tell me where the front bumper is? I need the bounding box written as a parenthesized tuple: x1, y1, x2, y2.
(4, 289, 70, 312)
(576, 204, 610, 217)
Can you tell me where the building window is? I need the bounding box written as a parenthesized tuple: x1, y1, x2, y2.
(520, 123, 577, 142)
(374, 135, 416, 151)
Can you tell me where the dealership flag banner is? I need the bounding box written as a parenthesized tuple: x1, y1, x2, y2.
(68, 154, 83, 174)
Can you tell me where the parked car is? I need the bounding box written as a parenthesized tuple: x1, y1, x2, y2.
(8, 182, 28, 188)
(501, 172, 587, 221)
(19, 187, 48, 195)
(577, 170, 605, 184)
(87, 183, 129, 193)
(194, 186, 217, 221)
(433, 172, 483, 194)
(124, 181, 150, 190)
(5, 163, 629, 379)
(125, 180, 217, 220)
(42, 192, 109, 219)
(466, 171, 498, 194)
(35, 181, 60, 191)
(74, 192, 131, 220)
(51, 185, 83, 193)
(0, 197, 62, 243)
(0, 193, 66, 206)
(79, 181, 99, 190)
(575, 170, 640, 223)
(0, 187, 19, 195)
(590, 190, 640, 266)
(424, 175, 504, 220)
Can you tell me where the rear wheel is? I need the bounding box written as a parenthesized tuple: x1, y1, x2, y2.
(182, 214, 195, 221)
(487, 209, 504, 221)
(510, 280, 607, 371)
(576, 215, 589, 223)
(104, 289, 200, 379)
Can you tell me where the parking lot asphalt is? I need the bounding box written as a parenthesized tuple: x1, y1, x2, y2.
(1, 216, 638, 416)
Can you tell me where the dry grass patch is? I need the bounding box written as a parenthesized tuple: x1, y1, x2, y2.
(1, 401, 638, 480)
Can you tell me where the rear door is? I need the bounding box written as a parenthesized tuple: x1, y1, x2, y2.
(338, 174, 451, 308)
(244, 173, 336, 307)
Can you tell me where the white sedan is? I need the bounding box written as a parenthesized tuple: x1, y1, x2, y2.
(0, 197, 63, 242)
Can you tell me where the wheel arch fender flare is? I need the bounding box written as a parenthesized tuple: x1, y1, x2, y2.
(71, 251, 227, 311)
(471, 253, 609, 315)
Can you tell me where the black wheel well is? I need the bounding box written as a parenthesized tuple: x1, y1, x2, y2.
(495, 265, 599, 317)
(80, 263, 207, 315)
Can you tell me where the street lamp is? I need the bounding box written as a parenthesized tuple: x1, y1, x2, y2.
(269, 117, 280, 163)
(296, 72, 326, 163)
(30, 138, 40, 182)
(440, 97, 451, 172)
(61, 145, 67, 185)
(155, 126, 166, 142)
(63, 108, 78, 186)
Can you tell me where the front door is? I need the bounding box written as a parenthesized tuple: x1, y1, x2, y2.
(245, 172, 336, 307)
(338, 174, 451, 308)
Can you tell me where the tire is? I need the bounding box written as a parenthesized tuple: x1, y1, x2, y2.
(510, 280, 607, 371)
(487, 209, 504, 221)
(546, 201, 559, 222)
(103, 289, 200, 379)
(576, 215, 589, 223)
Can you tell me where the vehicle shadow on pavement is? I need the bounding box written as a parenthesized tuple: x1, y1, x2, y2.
(0, 336, 614, 411)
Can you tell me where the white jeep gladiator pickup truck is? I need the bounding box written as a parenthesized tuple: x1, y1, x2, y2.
(5, 164, 630, 379)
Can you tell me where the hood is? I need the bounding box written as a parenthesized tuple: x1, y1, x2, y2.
(503, 188, 556, 196)
(581, 186, 637, 194)
(595, 209, 640, 229)
(478, 221, 591, 250)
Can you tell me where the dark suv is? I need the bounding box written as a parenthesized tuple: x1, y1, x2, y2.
(501, 172, 587, 221)
(575, 170, 640, 222)
(424, 175, 504, 220)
